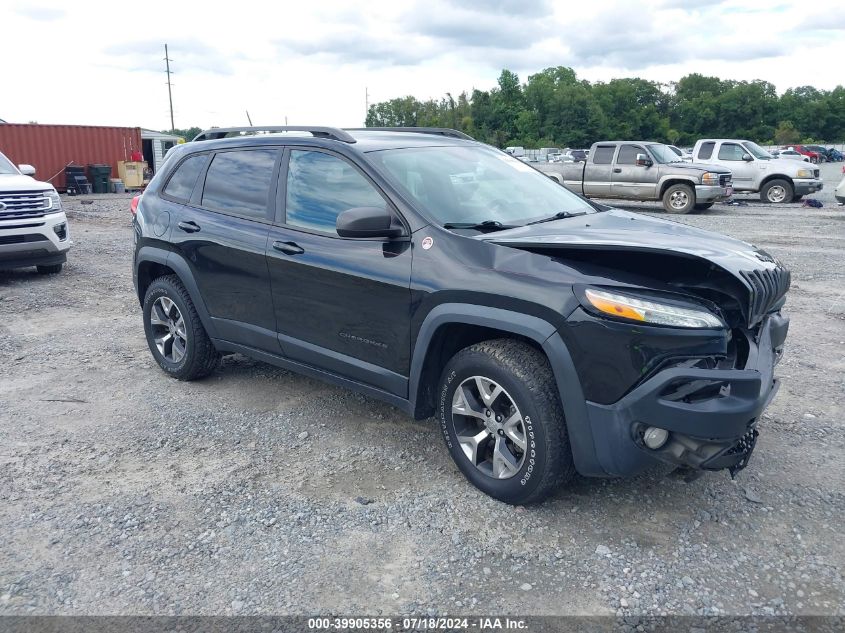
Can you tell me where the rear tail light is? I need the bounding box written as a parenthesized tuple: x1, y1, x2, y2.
(130, 195, 141, 216)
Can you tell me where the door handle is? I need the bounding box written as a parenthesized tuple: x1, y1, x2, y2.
(272, 240, 305, 255)
(613, 168, 622, 173)
(177, 221, 201, 233)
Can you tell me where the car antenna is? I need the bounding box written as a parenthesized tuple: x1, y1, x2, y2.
(246, 110, 253, 126)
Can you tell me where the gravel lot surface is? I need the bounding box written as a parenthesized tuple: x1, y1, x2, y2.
(1, 162, 843, 618)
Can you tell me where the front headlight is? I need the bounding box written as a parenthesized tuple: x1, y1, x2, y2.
(584, 288, 724, 329)
(45, 189, 62, 211)
(795, 168, 813, 179)
(701, 172, 721, 186)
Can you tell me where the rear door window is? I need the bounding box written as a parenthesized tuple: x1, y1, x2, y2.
(201, 149, 278, 220)
(698, 142, 715, 160)
(163, 154, 208, 202)
(591, 145, 616, 164)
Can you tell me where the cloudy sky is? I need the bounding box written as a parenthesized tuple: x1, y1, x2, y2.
(2, 0, 842, 132)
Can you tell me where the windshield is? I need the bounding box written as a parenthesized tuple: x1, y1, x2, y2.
(743, 141, 773, 160)
(0, 152, 19, 175)
(366, 145, 596, 226)
(647, 144, 684, 164)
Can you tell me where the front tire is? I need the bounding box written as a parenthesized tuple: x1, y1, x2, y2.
(143, 275, 221, 380)
(760, 179, 793, 204)
(37, 264, 63, 274)
(437, 339, 575, 504)
(662, 183, 695, 214)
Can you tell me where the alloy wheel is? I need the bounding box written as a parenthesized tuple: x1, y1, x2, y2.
(451, 376, 527, 479)
(669, 190, 689, 210)
(149, 296, 187, 363)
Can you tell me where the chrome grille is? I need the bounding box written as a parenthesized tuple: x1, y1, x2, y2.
(719, 174, 732, 187)
(813, 169, 820, 178)
(741, 267, 791, 326)
(0, 190, 51, 220)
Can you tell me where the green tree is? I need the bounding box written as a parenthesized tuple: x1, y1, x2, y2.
(166, 127, 201, 141)
(774, 121, 801, 145)
(365, 67, 845, 148)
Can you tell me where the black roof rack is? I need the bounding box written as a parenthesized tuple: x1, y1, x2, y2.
(192, 126, 356, 143)
(346, 127, 475, 140)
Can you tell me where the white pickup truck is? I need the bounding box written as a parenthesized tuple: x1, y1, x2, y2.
(691, 139, 824, 203)
(0, 150, 71, 273)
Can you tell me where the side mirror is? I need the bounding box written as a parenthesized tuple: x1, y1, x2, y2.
(742, 153, 753, 162)
(18, 164, 36, 176)
(635, 153, 652, 167)
(336, 206, 403, 239)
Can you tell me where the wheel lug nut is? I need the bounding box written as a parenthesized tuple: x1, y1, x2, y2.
(498, 429, 505, 436)
(485, 410, 491, 417)
(496, 415, 502, 422)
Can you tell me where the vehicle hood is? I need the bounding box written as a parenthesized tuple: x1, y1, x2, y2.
(0, 173, 51, 191)
(659, 161, 730, 175)
(476, 208, 790, 327)
(766, 158, 816, 174)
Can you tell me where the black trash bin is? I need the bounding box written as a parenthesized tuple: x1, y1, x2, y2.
(87, 164, 112, 194)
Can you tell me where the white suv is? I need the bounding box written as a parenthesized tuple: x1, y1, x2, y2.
(0, 150, 71, 274)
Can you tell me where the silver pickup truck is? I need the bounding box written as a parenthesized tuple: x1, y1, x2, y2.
(537, 141, 733, 214)
(691, 139, 824, 203)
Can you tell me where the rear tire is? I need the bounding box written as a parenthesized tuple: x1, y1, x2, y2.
(143, 275, 221, 380)
(662, 184, 695, 214)
(37, 264, 63, 274)
(693, 202, 714, 211)
(760, 179, 793, 204)
(437, 339, 575, 505)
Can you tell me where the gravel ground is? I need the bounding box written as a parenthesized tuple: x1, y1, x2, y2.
(0, 162, 843, 618)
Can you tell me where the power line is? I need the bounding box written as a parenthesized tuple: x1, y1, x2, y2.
(164, 44, 175, 131)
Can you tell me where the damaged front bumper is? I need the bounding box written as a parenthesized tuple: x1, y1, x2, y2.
(580, 313, 789, 477)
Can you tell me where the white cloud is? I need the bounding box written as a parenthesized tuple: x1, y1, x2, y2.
(0, 0, 841, 131)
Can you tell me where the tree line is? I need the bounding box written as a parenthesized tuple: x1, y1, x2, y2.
(364, 67, 845, 148)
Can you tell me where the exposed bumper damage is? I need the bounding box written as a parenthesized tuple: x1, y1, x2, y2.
(582, 313, 788, 477)
(482, 208, 792, 478)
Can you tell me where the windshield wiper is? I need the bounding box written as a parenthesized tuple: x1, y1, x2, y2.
(442, 220, 517, 232)
(524, 211, 588, 226)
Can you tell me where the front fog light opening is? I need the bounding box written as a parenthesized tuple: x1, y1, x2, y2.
(643, 426, 669, 450)
(53, 222, 68, 241)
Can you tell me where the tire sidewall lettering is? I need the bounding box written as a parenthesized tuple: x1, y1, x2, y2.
(520, 415, 536, 487)
(439, 370, 457, 449)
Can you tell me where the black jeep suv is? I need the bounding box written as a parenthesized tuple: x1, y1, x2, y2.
(132, 126, 790, 504)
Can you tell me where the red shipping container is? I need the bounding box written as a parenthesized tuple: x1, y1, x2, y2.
(0, 124, 142, 191)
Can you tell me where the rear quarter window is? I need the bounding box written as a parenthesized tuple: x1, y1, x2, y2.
(162, 154, 208, 202)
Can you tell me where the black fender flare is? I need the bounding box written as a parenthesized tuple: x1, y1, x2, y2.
(135, 246, 219, 339)
(409, 303, 605, 477)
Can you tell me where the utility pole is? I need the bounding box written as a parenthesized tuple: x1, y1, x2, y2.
(365, 87, 369, 119)
(164, 44, 175, 131)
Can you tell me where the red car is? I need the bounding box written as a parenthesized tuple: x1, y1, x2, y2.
(785, 145, 821, 163)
